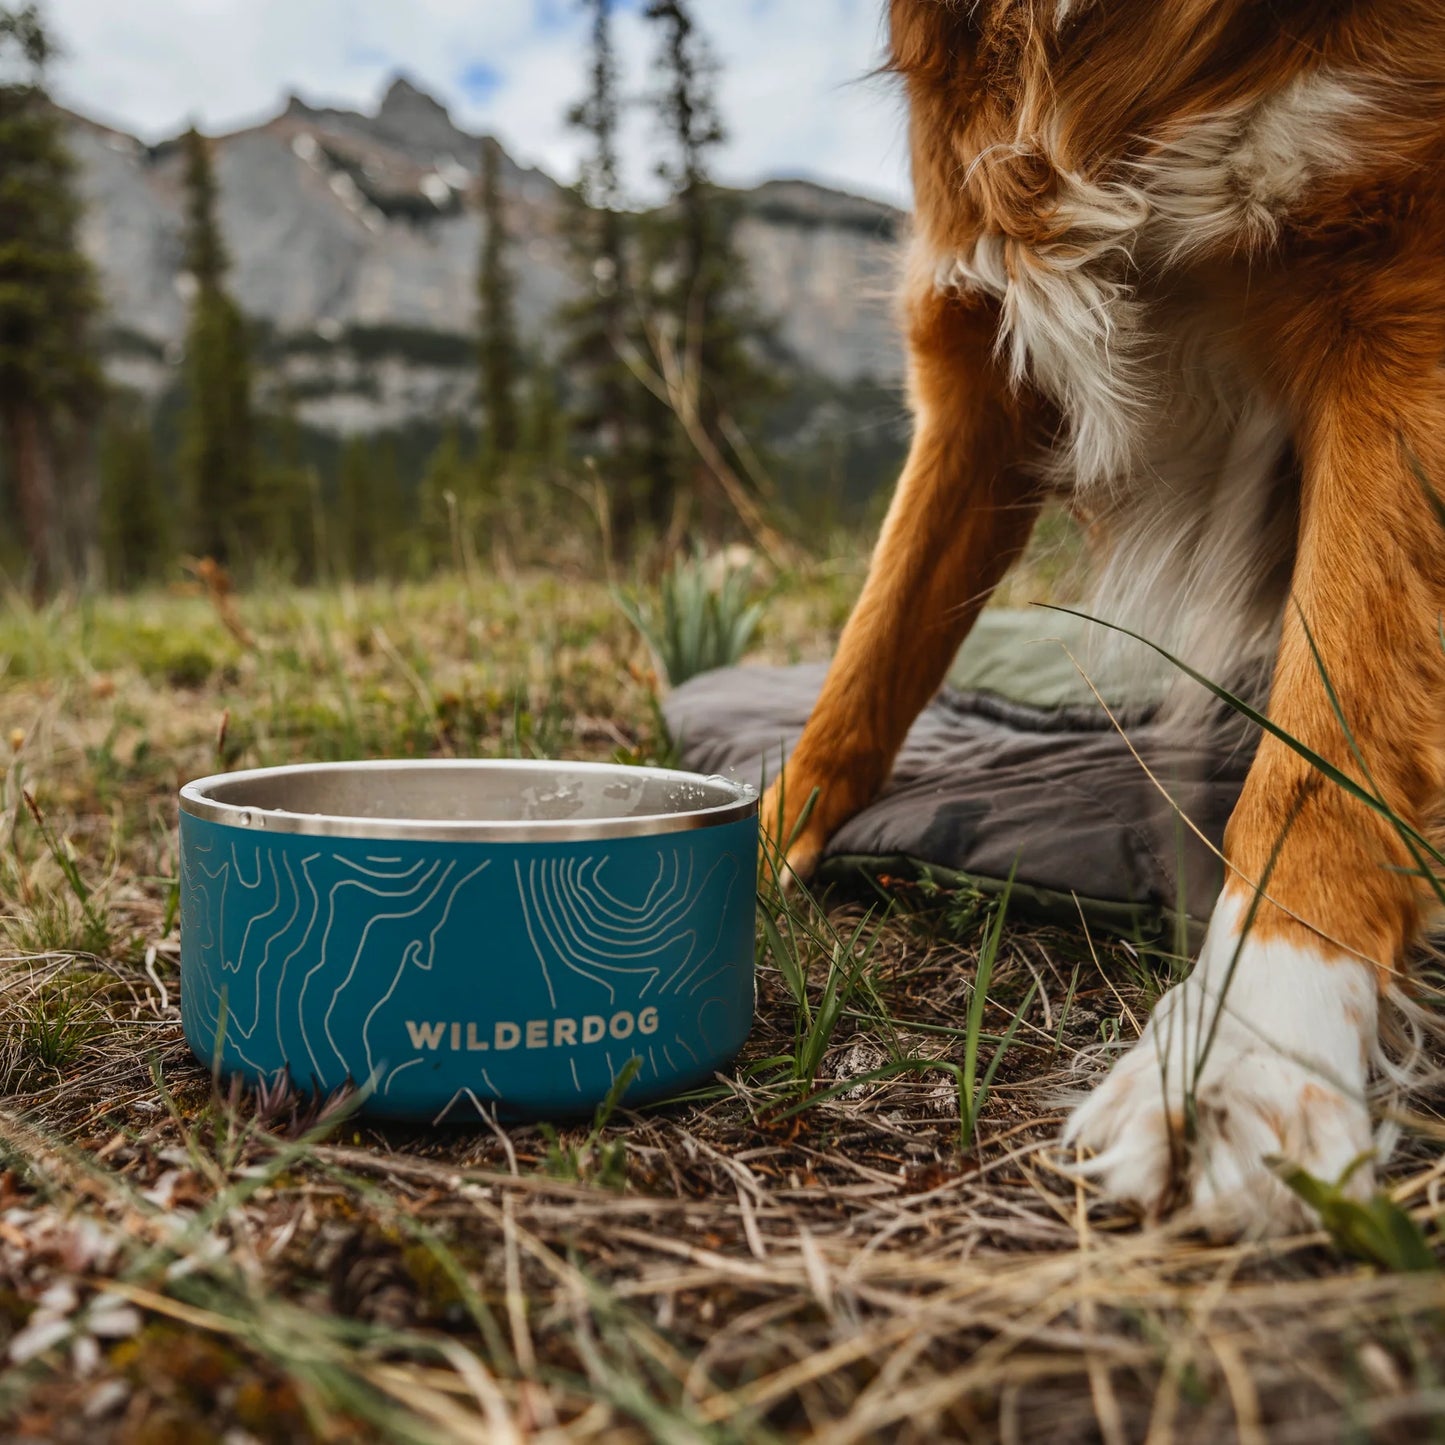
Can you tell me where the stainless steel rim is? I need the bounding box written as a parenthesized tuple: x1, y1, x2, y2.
(179, 758, 759, 842)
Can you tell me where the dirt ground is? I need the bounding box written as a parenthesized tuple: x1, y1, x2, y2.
(1, 562, 1443, 1442)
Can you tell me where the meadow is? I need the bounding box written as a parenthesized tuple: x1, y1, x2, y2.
(1, 545, 1444, 1443)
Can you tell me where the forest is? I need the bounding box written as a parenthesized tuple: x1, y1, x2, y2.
(0, 0, 905, 598)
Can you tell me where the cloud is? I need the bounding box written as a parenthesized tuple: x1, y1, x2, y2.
(40, 0, 910, 205)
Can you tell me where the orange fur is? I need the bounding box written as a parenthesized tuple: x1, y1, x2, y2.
(767, 3, 1445, 991)
(772, 272, 1045, 873)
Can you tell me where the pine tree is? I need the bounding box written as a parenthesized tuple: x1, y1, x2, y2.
(0, 4, 101, 596)
(645, 1, 724, 318)
(336, 435, 379, 580)
(98, 403, 170, 589)
(254, 384, 312, 579)
(642, 0, 778, 538)
(560, 0, 675, 544)
(564, 0, 630, 439)
(520, 363, 565, 477)
(369, 437, 408, 578)
(419, 423, 471, 572)
(477, 136, 520, 472)
(177, 125, 256, 567)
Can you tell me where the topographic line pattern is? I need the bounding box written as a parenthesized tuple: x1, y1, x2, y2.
(183, 820, 753, 1110)
(514, 849, 739, 1006)
(183, 832, 492, 1095)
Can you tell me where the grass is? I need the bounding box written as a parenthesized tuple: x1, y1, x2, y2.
(615, 547, 768, 687)
(0, 552, 1443, 1440)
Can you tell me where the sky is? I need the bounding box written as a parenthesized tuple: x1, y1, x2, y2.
(40, 0, 913, 206)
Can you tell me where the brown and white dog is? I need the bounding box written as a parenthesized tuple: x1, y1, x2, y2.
(763, 0, 1445, 1233)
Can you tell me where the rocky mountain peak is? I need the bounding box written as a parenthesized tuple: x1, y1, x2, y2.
(371, 73, 468, 158)
(378, 75, 446, 120)
(66, 84, 905, 431)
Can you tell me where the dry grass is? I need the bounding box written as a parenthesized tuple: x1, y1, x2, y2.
(1, 555, 1444, 1443)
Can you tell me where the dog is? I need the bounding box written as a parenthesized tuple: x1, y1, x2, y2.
(762, 0, 1445, 1234)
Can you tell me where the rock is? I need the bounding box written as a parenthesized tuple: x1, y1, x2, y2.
(63, 76, 905, 434)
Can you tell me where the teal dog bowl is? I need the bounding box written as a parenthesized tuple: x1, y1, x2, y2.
(179, 760, 758, 1121)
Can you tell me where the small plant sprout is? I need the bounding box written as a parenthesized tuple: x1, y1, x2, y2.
(759, 853, 1037, 1152)
(1278, 1158, 1437, 1272)
(539, 1056, 642, 1187)
(615, 548, 766, 687)
(3, 790, 114, 958)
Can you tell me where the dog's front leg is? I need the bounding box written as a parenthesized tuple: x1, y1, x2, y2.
(1068, 338, 1445, 1235)
(762, 277, 1044, 876)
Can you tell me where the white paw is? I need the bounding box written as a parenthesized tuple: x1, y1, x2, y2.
(1063, 891, 1379, 1237)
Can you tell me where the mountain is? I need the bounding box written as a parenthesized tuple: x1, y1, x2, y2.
(66, 77, 906, 437)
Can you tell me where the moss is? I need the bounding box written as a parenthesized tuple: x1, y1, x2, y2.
(399, 1240, 466, 1314)
(158, 647, 216, 690)
(125, 1407, 215, 1445)
(115, 1324, 237, 1401)
(231, 1377, 307, 1435)
(0, 1286, 33, 1331)
(108, 1321, 322, 1443)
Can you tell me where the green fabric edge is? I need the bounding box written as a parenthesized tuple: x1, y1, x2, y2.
(948, 607, 1166, 710)
(815, 851, 1210, 950)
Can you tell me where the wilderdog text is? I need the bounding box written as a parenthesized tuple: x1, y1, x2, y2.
(405, 1009, 661, 1054)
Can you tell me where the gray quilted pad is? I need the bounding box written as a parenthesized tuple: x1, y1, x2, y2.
(662, 611, 1256, 934)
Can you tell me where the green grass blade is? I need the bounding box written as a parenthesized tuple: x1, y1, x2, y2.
(1292, 601, 1445, 907)
(1037, 602, 1445, 867)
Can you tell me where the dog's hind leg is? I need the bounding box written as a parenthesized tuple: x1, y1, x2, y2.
(761, 267, 1045, 876)
(1067, 295, 1445, 1235)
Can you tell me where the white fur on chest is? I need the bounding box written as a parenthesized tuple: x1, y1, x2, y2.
(934, 69, 1371, 491)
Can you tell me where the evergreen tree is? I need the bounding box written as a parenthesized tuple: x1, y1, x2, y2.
(255, 384, 314, 580)
(336, 435, 379, 580)
(645, 1, 724, 313)
(520, 363, 565, 478)
(641, 0, 778, 537)
(564, 0, 629, 436)
(419, 423, 472, 572)
(98, 403, 170, 589)
(332, 431, 410, 582)
(0, 4, 101, 596)
(177, 125, 256, 566)
(560, 0, 673, 543)
(477, 136, 520, 470)
(369, 437, 408, 578)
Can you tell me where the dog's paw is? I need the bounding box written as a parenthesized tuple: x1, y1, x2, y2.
(1063, 890, 1378, 1237)
(758, 771, 832, 888)
(1063, 1005, 1374, 1234)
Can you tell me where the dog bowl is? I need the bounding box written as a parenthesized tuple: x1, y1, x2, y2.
(179, 760, 758, 1121)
